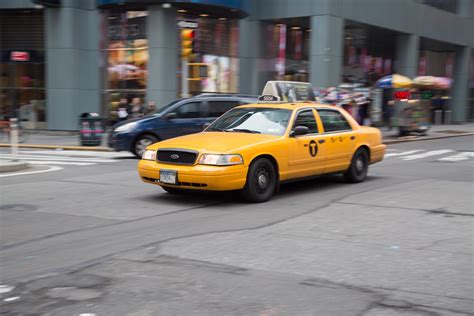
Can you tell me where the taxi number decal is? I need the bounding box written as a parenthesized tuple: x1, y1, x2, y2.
(309, 140, 318, 157)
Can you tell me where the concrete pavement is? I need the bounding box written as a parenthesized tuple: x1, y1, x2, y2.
(0, 136, 473, 315)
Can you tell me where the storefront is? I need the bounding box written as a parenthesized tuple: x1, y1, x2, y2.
(0, 10, 46, 129)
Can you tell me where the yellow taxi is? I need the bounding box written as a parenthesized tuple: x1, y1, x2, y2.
(138, 89, 386, 202)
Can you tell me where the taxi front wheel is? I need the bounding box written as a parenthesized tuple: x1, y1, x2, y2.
(344, 148, 369, 183)
(241, 158, 277, 203)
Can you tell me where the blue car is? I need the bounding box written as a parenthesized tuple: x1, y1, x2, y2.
(108, 95, 257, 157)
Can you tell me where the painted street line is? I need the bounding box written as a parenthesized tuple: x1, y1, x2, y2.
(384, 150, 423, 157)
(0, 154, 116, 163)
(26, 161, 95, 166)
(438, 152, 474, 162)
(23, 150, 134, 158)
(0, 165, 63, 178)
(401, 149, 455, 161)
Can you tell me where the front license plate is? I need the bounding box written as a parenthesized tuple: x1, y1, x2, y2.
(159, 170, 177, 184)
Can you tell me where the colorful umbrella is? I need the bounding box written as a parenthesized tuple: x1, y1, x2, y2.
(433, 77, 452, 90)
(412, 76, 437, 88)
(375, 74, 412, 89)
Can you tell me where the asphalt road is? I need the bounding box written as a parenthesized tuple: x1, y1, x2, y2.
(1, 136, 473, 315)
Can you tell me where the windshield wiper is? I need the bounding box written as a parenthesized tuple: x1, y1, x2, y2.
(226, 128, 261, 134)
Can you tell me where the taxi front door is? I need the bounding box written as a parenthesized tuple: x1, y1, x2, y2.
(288, 109, 327, 179)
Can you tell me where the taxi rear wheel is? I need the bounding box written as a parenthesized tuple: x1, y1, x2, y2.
(344, 148, 369, 183)
(241, 158, 277, 203)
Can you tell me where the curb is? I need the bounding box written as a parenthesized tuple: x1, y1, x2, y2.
(0, 161, 29, 173)
(384, 132, 474, 144)
(1, 132, 473, 151)
(0, 144, 113, 152)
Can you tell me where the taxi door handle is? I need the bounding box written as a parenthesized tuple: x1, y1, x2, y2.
(318, 139, 325, 144)
(350, 136, 355, 140)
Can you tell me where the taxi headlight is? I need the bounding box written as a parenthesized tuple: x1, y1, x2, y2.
(114, 122, 137, 133)
(198, 154, 243, 166)
(142, 149, 156, 161)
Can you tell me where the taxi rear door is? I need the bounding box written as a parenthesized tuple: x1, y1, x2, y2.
(287, 108, 327, 179)
(315, 108, 357, 173)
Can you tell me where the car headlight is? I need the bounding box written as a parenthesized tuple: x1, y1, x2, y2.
(114, 122, 137, 132)
(198, 154, 243, 166)
(142, 149, 156, 161)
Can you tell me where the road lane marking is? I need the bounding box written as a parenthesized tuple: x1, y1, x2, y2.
(27, 161, 95, 166)
(0, 154, 116, 163)
(401, 149, 455, 161)
(384, 150, 423, 157)
(438, 152, 474, 162)
(0, 165, 63, 177)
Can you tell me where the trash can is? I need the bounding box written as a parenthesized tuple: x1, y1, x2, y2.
(79, 112, 104, 146)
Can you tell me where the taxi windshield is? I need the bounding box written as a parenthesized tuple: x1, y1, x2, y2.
(207, 107, 291, 136)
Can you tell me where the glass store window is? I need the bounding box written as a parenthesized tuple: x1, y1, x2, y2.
(343, 22, 397, 86)
(102, 11, 148, 125)
(176, 14, 240, 96)
(263, 20, 310, 83)
(0, 11, 46, 129)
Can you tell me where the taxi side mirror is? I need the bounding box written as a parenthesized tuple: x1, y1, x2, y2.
(290, 126, 309, 137)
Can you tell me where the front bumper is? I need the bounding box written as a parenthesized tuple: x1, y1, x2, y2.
(138, 160, 248, 191)
(108, 132, 135, 152)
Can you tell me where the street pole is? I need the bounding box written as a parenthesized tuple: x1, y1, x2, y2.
(182, 57, 189, 97)
(10, 118, 19, 161)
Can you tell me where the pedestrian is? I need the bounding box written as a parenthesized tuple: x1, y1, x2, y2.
(129, 97, 144, 119)
(145, 101, 156, 115)
(117, 98, 129, 122)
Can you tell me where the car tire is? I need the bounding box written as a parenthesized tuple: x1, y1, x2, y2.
(241, 158, 277, 203)
(162, 186, 183, 194)
(344, 148, 369, 183)
(134, 134, 158, 158)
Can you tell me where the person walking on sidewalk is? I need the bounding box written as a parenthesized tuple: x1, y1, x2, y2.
(129, 97, 144, 119)
(117, 98, 129, 122)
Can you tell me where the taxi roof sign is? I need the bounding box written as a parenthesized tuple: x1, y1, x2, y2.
(261, 81, 316, 103)
(257, 95, 281, 103)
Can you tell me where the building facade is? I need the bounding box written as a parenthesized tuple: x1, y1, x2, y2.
(1, 0, 473, 130)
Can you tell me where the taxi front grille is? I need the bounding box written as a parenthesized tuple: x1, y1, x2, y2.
(157, 149, 198, 165)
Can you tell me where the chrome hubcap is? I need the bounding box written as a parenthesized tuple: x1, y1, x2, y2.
(258, 174, 268, 188)
(355, 158, 364, 171)
(136, 139, 153, 156)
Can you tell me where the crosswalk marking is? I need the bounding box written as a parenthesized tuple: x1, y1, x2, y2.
(438, 152, 474, 162)
(401, 150, 455, 161)
(0, 154, 116, 163)
(26, 161, 95, 166)
(384, 150, 423, 157)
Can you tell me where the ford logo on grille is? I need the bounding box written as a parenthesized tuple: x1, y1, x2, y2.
(170, 154, 180, 160)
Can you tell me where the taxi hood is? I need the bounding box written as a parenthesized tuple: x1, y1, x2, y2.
(148, 132, 280, 153)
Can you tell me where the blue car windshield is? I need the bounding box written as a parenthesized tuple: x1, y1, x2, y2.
(207, 107, 292, 136)
(152, 99, 182, 115)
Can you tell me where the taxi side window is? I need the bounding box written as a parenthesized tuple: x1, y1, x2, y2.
(175, 102, 203, 118)
(293, 110, 318, 134)
(318, 109, 352, 132)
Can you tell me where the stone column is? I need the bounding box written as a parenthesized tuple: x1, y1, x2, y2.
(146, 6, 178, 107)
(395, 34, 419, 78)
(45, 0, 100, 130)
(309, 15, 344, 88)
(238, 19, 267, 95)
(451, 46, 471, 123)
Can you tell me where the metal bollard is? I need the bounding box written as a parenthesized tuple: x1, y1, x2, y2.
(9, 118, 19, 160)
(434, 110, 442, 125)
(444, 110, 451, 125)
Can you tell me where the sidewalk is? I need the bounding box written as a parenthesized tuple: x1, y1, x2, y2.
(0, 124, 473, 151)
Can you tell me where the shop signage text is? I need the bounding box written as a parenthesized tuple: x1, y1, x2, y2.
(10, 51, 30, 62)
(393, 91, 410, 100)
(178, 20, 199, 29)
